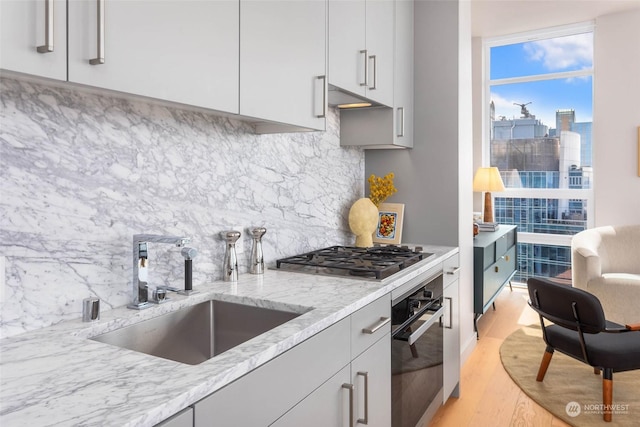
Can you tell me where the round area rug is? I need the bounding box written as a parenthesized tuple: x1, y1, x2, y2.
(500, 326, 640, 426)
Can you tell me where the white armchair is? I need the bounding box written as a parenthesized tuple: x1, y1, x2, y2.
(571, 224, 640, 325)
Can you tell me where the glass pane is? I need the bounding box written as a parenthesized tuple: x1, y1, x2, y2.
(494, 197, 588, 234)
(490, 78, 593, 184)
(515, 242, 572, 284)
(490, 32, 593, 79)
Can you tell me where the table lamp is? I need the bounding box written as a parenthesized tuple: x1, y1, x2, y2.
(473, 167, 505, 223)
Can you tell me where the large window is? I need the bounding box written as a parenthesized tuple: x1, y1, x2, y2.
(484, 23, 594, 283)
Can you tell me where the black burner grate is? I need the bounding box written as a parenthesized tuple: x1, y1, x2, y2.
(276, 246, 426, 280)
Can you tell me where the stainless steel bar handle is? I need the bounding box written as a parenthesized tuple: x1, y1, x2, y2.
(359, 49, 368, 86)
(397, 107, 405, 137)
(447, 267, 461, 275)
(316, 75, 327, 118)
(368, 55, 377, 90)
(357, 372, 369, 425)
(445, 297, 453, 329)
(37, 0, 54, 53)
(362, 316, 390, 334)
(407, 305, 446, 345)
(342, 383, 354, 427)
(89, 0, 105, 65)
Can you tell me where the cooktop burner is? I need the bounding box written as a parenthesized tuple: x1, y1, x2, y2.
(276, 245, 431, 280)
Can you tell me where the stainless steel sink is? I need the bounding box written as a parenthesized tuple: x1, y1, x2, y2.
(91, 299, 302, 365)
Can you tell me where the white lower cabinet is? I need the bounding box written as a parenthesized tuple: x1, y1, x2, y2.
(274, 297, 391, 427)
(191, 295, 391, 427)
(271, 365, 351, 427)
(349, 334, 391, 427)
(274, 334, 390, 427)
(443, 253, 460, 401)
(193, 317, 350, 426)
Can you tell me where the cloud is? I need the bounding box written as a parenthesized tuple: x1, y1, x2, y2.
(523, 33, 593, 71)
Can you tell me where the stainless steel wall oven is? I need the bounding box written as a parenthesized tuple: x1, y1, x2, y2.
(391, 271, 444, 427)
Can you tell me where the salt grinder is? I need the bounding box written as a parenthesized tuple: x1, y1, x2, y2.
(221, 230, 241, 282)
(82, 297, 100, 322)
(249, 227, 267, 274)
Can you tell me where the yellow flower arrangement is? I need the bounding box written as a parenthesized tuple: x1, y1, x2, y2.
(368, 172, 397, 207)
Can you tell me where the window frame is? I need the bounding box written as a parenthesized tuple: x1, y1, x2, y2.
(482, 21, 596, 247)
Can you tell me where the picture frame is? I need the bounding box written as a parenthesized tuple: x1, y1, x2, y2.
(373, 203, 405, 245)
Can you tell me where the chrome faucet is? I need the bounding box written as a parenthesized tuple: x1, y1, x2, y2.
(128, 234, 190, 310)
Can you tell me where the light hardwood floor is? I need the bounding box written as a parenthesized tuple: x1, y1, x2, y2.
(428, 286, 572, 427)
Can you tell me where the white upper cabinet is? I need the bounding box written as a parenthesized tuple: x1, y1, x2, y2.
(67, 0, 239, 114)
(364, 0, 394, 107)
(392, 0, 414, 147)
(3, 1, 327, 132)
(240, 1, 326, 132)
(0, 0, 67, 81)
(328, 0, 366, 96)
(339, 0, 413, 149)
(328, 0, 394, 107)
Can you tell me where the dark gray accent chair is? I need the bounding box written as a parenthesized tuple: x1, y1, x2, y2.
(527, 277, 640, 422)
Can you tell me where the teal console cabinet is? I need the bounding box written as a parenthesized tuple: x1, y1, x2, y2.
(473, 225, 517, 337)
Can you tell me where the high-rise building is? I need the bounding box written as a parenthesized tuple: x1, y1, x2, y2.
(570, 121, 593, 167)
(550, 110, 593, 167)
(490, 109, 591, 282)
(556, 109, 575, 132)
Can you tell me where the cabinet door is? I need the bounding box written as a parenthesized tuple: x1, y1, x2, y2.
(328, 0, 366, 97)
(0, 0, 67, 80)
(350, 335, 391, 427)
(193, 318, 350, 426)
(443, 275, 460, 401)
(392, 0, 413, 147)
(68, 0, 239, 113)
(271, 365, 351, 427)
(241, 0, 326, 131)
(364, 0, 394, 106)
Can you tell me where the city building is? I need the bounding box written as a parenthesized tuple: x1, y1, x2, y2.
(490, 110, 592, 282)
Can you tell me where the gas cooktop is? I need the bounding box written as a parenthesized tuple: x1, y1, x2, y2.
(276, 245, 433, 280)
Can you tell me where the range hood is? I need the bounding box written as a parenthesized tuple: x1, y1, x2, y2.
(327, 84, 382, 109)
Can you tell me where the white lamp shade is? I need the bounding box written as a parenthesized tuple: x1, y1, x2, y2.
(473, 167, 506, 192)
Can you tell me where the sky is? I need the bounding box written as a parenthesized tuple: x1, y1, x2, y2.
(490, 32, 593, 130)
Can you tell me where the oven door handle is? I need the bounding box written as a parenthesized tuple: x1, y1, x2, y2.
(407, 306, 446, 345)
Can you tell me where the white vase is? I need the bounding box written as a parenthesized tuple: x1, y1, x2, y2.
(348, 198, 379, 248)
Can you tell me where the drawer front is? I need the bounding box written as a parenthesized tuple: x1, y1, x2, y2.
(482, 246, 516, 308)
(351, 294, 391, 358)
(495, 229, 515, 258)
(483, 243, 495, 269)
(443, 252, 460, 288)
(194, 317, 350, 426)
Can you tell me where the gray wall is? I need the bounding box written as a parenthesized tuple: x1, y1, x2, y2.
(0, 76, 364, 337)
(366, 0, 460, 246)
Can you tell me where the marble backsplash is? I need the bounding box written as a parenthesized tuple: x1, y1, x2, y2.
(0, 75, 364, 338)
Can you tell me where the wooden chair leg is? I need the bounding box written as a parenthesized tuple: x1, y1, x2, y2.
(536, 347, 554, 382)
(594, 367, 601, 375)
(603, 368, 613, 422)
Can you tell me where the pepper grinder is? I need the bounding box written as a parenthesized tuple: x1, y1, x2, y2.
(221, 230, 241, 281)
(249, 227, 267, 274)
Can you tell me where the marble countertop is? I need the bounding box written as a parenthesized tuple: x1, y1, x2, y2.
(0, 245, 457, 427)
